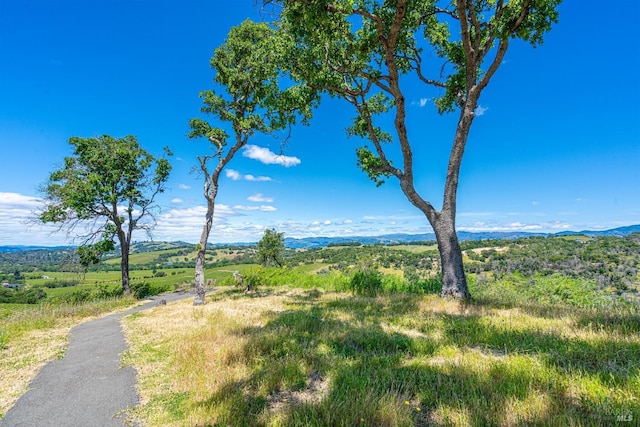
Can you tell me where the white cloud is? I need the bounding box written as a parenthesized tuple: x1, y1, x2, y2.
(243, 145, 301, 167)
(178, 184, 191, 190)
(171, 198, 184, 203)
(0, 192, 84, 246)
(244, 174, 273, 182)
(411, 98, 431, 107)
(323, 220, 332, 226)
(362, 214, 422, 221)
(344, 219, 353, 224)
(247, 193, 274, 203)
(226, 169, 241, 181)
(226, 169, 273, 182)
(457, 220, 575, 233)
(311, 221, 320, 226)
(232, 205, 278, 212)
(475, 105, 488, 116)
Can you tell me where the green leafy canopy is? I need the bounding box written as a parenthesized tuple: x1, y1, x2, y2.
(39, 134, 172, 252)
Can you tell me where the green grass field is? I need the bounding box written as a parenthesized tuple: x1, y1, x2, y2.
(104, 248, 185, 265)
(122, 285, 640, 426)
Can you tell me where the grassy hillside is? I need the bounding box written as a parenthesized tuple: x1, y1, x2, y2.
(122, 286, 640, 426)
(1, 235, 639, 424)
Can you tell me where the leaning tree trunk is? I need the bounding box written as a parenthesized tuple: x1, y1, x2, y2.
(431, 211, 470, 299)
(193, 197, 215, 306)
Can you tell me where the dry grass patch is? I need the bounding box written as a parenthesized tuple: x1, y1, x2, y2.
(122, 288, 640, 426)
(0, 296, 138, 418)
(0, 327, 69, 416)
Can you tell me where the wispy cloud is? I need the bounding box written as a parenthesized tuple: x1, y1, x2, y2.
(411, 98, 431, 107)
(458, 220, 573, 233)
(247, 193, 274, 203)
(178, 184, 191, 190)
(226, 169, 241, 181)
(226, 169, 273, 182)
(244, 174, 273, 182)
(362, 214, 423, 221)
(474, 105, 488, 116)
(243, 145, 301, 167)
(171, 198, 184, 203)
(233, 205, 278, 212)
(0, 192, 75, 245)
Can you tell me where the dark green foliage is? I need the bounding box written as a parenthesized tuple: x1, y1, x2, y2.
(257, 228, 285, 267)
(0, 287, 47, 304)
(38, 134, 172, 293)
(39, 279, 80, 288)
(77, 240, 115, 268)
(349, 269, 383, 297)
(130, 281, 151, 299)
(465, 235, 640, 296)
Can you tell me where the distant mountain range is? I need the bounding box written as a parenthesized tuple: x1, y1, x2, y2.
(2, 224, 639, 253)
(0, 245, 73, 253)
(281, 224, 640, 249)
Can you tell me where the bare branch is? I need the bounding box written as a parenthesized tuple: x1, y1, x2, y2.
(409, 47, 447, 88)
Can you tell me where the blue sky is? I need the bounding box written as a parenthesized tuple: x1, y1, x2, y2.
(0, 1, 639, 246)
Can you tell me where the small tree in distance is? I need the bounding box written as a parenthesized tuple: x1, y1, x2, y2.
(38, 135, 172, 294)
(257, 228, 285, 267)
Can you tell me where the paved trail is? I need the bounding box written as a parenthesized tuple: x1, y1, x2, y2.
(1, 291, 193, 427)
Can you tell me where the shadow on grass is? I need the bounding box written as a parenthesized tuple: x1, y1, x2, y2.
(193, 293, 639, 426)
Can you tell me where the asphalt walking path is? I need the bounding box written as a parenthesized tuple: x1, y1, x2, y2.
(1, 291, 194, 427)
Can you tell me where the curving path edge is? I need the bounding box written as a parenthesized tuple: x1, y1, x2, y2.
(1, 291, 194, 427)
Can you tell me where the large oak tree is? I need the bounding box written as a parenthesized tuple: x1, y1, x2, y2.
(39, 135, 172, 294)
(268, 0, 562, 298)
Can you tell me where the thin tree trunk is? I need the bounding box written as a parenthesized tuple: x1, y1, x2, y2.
(120, 239, 130, 294)
(193, 197, 214, 306)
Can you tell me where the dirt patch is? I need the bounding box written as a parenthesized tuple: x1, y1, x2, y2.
(267, 372, 331, 412)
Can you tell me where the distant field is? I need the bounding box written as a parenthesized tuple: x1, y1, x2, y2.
(387, 244, 438, 253)
(104, 248, 184, 265)
(26, 264, 261, 295)
(102, 247, 251, 266)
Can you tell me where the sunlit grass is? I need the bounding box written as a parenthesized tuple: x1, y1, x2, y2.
(122, 286, 640, 426)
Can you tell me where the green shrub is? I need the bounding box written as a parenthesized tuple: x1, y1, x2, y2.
(0, 287, 48, 304)
(43, 279, 80, 289)
(415, 276, 442, 294)
(471, 273, 609, 308)
(130, 281, 172, 299)
(349, 269, 383, 297)
(94, 284, 123, 299)
(58, 288, 93, 304)
(130, 281, 151, 299)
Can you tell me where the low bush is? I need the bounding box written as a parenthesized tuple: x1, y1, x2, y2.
(349, 269, 383, 297)
(42, 279, 80, 289)
(0, 287, 47, 304)
(131, 281, 152, 299)
(238, 266, 348, 291)
(471, 273, 613, 309)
